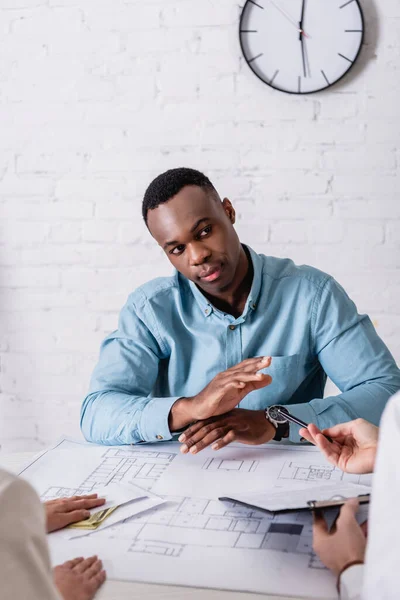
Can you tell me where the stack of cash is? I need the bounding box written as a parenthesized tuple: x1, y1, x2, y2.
(68, 506, 119, 530)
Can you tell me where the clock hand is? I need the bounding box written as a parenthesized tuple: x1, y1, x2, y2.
(299, 0, 306, 41)
(267, 0, 309, 37)
(300, 26, 307, 77)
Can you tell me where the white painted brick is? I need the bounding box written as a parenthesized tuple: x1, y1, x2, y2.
(235, 222, 270, 245)
(117, 221, 152, 245)
(322, 147, 396, 172)
(161, 2, 237, 28)
(307, 221, 344, 244)
(0, 267, 60, 288)
(251, 173, 331, 196)
(2, 200, 93, 220)
(16, 152, 87, 176)
(49, 222, 82, 243)
(20, 245, 86, 266)
(316, 93, 365, 120)
(366, 92, 400, 118)
(344, 222, 385, 246)
(0, 289, 86, 311)
(332, 176, 400, 198)
(333, 197, 400, 219)
(83, 6, 162, 32)
(10, 7, 83, 35)
(0, 177, 55, 196)
(386, 222, 400, 246)
(0, 0, 399, 449)
(97, 313, 119, 334)
(83, 221, 118, 243)
(1, 221, 50, 245)
(270, 222, 307, 244)
(367, 119, 400, 144)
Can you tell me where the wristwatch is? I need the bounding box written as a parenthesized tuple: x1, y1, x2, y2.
(265, 405, 290, 441)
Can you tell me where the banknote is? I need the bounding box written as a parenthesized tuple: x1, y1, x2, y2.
(68, 505, 120, 530)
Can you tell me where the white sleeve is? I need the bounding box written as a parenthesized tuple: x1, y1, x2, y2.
(363, 391, 400, 600)
(339, 564, 364, 600)
(0, 469, 61, 600)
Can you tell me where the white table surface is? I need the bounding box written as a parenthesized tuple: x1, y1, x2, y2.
(0, 451, 313, 600)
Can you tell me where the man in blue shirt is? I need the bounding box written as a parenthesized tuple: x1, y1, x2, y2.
(81, 168, 400, 451)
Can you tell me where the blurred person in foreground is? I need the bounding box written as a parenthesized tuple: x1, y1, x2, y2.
(0, 467, 106, 600)
(300, 391, 400, 600)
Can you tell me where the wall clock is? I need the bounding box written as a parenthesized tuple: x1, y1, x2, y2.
(239, 0, 364, 94)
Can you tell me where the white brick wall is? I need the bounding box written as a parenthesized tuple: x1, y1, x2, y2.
(0, 0, 399, 451)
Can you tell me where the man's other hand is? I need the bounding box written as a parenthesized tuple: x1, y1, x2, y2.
(299, 419, 378, 474)
(45, 495, 106, 533)
(53, 556, 106, 600)
(169, 356, 272, 432)
(179, 408, 276, 454)
(313, 499, 366, 576)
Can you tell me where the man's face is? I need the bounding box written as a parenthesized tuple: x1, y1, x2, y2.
(147, 185, 242, 294)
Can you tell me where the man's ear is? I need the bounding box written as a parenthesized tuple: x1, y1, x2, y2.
(222, 198, 236, 225)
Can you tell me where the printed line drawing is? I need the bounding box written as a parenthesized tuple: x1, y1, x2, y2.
(203, 458, 259, 473)
(278, 460, 363, 484)
(80, 449, 175, 492)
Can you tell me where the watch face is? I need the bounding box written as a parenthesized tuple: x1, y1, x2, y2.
(268, 405, 288, 423)
(239, 0, 364, 94)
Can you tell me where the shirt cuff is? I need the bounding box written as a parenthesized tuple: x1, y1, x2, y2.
(339, 564, 364, 600)
(138, 396, 181, 443)
(281, 402, 319, 443)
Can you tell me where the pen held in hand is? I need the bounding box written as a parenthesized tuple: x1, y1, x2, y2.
(276, 408, 333, 443)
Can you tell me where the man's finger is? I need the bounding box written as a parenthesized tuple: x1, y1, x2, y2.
(211, 429, 236, 450)
(180, 424, 229, 454)
(227, 356, 271, 374)
(221, 372, 270, 386)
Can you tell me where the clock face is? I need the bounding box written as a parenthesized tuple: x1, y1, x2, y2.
(239, 0, 364, 94)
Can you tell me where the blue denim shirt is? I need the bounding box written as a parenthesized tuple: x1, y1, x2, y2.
(81, 246, 400, 445)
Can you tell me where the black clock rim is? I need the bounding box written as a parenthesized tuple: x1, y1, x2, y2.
(238, 0, 365, 95)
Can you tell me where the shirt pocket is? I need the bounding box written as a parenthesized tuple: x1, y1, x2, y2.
(260, 354, 300, 405)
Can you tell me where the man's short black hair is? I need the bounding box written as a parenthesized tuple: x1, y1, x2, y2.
(142, 167, 216, 225)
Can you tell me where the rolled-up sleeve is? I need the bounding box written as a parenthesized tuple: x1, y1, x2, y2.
(285, 277, 400, 442)
(80, 292, 179, 445)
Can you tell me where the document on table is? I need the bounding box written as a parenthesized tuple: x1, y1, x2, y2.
(18, 437, 373, 599)
(220, 482, 372, 513)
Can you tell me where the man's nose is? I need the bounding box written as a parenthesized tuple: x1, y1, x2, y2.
(188, 242, 211, 266)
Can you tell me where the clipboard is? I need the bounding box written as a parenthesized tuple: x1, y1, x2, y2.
(218, 491, 370, 514)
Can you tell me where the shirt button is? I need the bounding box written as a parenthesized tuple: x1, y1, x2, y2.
(156, 435, 163, 440)
(229, 325, 235, 331)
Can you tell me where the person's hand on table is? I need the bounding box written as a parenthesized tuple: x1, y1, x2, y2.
(45, 494, 106, 533)
(179, 408, 276, 454)
(299, 419, 379, 474)
(169, 356, 272, 431)
(53, 556, 106, 600)
(313, 498, 366, 577)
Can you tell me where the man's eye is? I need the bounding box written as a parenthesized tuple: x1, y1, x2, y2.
(199, 225, 212, 237)
(170, 245, 185, 255)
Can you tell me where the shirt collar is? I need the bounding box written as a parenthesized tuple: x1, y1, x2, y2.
(186, 244, 263, 319)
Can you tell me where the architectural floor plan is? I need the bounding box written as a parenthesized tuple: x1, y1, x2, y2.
(19, 438, 371, 599)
